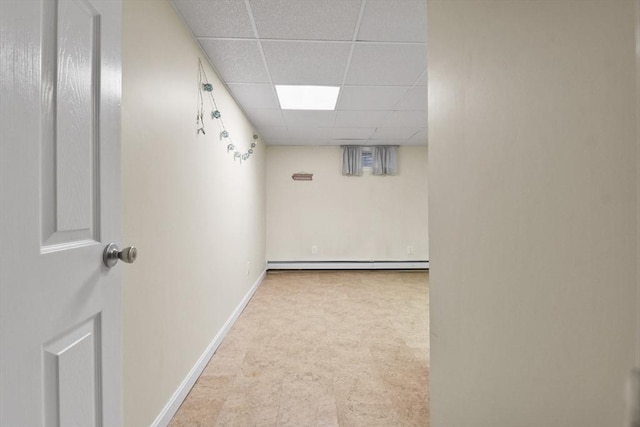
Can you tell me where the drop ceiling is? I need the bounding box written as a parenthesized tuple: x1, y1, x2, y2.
(171, 0, 427, 146)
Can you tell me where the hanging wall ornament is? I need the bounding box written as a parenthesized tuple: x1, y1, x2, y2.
(196, 58, 260, 163)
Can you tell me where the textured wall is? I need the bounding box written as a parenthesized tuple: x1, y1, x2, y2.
(121, 1, 266, 425)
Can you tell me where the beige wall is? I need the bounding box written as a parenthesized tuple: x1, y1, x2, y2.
(428, 1, 639, 426)
(636, 0, 640, 371)
(266, 145, 428, 262)
(121, 1, 266, 426)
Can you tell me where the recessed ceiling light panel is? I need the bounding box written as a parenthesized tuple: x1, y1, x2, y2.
(275, 85, 340, 110)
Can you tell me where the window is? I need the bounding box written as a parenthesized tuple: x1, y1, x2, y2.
(342, 145, 398, 176)
(361, 147, 373, 169)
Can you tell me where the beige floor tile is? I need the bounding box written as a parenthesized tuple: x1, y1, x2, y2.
(169, 271, 429, 427)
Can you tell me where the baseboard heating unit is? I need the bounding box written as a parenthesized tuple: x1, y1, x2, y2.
(267, 261, 429, 270)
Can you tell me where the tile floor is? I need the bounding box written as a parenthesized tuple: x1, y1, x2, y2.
(169, 270, 429, 427)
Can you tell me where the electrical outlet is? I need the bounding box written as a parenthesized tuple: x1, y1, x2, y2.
(407, 245, 414, 255)
(311, 245, 318, 255)
(246, 261, 251, 276)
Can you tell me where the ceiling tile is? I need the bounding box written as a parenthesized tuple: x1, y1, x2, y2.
(227, 84, 279, 109)
(257, 126, 290, 141)
(245, 109, 285, 128)
(334, 110, 387, 127)
(282, 110, 335, 127)
(248, 0, 362, 41)
(199, 40, 269, 83)
(371, 127, 421, 140)
(332, 127, 375, 139)
(175, 0, 428, 147)
(346, 44, 427, 85)
(370, 141, 410, 146)
(172, 0, 254, 38)
(357, 0, 427, 42)
(337, 86, 407, 111)
(264, 137, 292, 145)
(331, 139, 370, 145)
(288, 127, 333, 140)
(271, 139, 328, 146)
(395, 86, 428, 111)
(262, 41, 352, 85)
(408, 128, 428, 145)
(382, 111, 426, 127)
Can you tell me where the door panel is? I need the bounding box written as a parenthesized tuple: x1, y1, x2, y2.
(43, 316, 101, 427)
(41, 0, 101, 249)
(0, 0, 122, 425)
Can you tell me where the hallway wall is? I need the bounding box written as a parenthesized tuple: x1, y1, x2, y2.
(636, 0, 640, 371)
(428, 1, 639, 426)
(266, 145, 428, 262)
(121, 1, 266, 425)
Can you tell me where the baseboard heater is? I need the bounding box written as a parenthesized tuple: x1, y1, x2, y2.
(267, 260, 429, 270)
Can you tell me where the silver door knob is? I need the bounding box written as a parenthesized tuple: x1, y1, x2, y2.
(103, 243, 137, 268)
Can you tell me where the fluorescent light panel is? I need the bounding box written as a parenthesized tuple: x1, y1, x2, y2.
(275, 85, 340, 110)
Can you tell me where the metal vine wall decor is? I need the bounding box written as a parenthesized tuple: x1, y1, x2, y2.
(197, 58, 259, 163)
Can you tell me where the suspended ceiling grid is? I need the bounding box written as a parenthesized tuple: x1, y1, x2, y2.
(171, 0, 427, 146)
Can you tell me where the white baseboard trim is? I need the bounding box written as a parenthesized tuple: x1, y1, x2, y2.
(267, 260, 429, 270)
(151, 269, 267, 427)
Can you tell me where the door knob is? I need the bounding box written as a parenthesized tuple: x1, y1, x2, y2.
(103, 243, 137, 268)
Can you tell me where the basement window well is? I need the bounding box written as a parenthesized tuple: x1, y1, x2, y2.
(275, 85, 340, 110)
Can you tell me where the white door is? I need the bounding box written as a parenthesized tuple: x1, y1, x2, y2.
(0, 0, 123, 426)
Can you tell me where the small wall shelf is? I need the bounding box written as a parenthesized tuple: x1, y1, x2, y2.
(292, 172, 313, 181)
